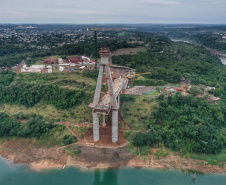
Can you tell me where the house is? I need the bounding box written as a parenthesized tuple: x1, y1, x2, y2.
(207, 96, 221, 103)
(70, 63, 76, 67)
(59, 66, 64, 72)
(205, 86, 216, 91)
(68, 57, 83, 64)
(47, 65, 52, 73)
(59, 63, 69, 67)
(79, 66, 86, 70)
(175, 87, 184, 92)
(58, 58, 64, 64)
(82, 56, 91, 62)
(168, 88, 176, 92)
(197, 94, 204, 98)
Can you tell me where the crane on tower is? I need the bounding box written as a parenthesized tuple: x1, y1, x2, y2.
(87, 24, 128, 70)
(87, 24, 99, 70)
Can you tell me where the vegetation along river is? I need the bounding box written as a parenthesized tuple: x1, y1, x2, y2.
(0, 157, 226, 185)
(171, 39, 226, 65)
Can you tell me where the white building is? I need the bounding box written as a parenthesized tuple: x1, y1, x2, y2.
(59, 66, 65, 72)
(21, 65, 45, 73)
(79, 66, 85, 70)
(47, 65, 53, 73)
(59, 63, 69, 67)
(58, 58, 63, 64)
(70, 63, 76, 67)
(82, 56, 91, 62)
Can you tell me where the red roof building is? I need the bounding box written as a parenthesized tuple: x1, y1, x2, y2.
(67, 57, 83, 64)
(175, 87, 184, 91)
(43, 59, 55, 65)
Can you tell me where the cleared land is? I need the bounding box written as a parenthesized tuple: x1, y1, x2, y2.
(120, 96, 158, 130)
(111, 48, 145, 56)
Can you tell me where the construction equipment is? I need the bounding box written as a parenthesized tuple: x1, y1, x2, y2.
(87, 25, 128, 70)
(87, 24, 99, 70)
(122, 72, 151, 78)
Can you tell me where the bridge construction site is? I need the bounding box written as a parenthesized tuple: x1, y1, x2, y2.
(89, 48, 134, 145)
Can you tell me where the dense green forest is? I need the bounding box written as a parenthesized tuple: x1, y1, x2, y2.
(0, 83, 85, 109)
(113, 40, 225, 86)
(0, 71, 86, 109)
(0, 113, 77, 145)
(194, 34, 226, 53)
(132, 94, 226, 154)
(0, 71, 16, 86)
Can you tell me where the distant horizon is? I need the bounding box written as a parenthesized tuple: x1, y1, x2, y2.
(1, 23, 226, 25)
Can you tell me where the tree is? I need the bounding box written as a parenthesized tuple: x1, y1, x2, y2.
(133, 132, 146, 146)
(214, 88, 223, 97)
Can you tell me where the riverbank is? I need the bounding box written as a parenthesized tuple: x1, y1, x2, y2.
(1, 139, 226, 174)
(171, 38, 226, 65)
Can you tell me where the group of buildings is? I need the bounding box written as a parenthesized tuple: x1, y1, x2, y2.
(20, 56, 97, 73)
(57, 56, 97, 72)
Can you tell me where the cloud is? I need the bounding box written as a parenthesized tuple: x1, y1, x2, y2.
(141, 0, 184, 6)
(6, 11, 21, 15)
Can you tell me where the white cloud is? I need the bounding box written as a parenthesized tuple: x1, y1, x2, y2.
(6, 11, 21, 15)
(141, 0, 184, 6)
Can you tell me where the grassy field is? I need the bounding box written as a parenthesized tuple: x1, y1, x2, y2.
(0, 125, 78, 147)
(34, 125, 77, 147)
(15, 72, 96, 91)
(189, 149, 226, 167)
(0, 102, 92, 123)
(120, 95, 158, 130)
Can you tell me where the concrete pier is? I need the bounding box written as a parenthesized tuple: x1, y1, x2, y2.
(103, 114, 106, 127)
(112, 110, 118, 143)
(93, 113, 99, 141)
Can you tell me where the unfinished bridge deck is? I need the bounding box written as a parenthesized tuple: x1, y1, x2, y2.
(93, 77, 128, 113)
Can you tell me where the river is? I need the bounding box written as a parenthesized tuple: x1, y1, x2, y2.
(0, 157, 226, 185)
(171, 38, 226, 65)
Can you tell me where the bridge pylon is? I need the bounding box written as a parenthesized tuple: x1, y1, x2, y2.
(89, 48, 121, 143)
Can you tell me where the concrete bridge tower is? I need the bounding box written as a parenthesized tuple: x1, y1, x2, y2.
(90, 48, 119, 143)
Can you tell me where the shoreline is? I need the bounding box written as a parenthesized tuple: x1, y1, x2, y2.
(1, 140, 226, 174)
(2, 154, 226, 174)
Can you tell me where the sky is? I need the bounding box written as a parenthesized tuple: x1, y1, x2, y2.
(0, 0, 226, 24)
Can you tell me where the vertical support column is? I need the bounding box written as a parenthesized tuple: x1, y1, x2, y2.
(106, 65, 117, 108)
(93, 113, 99, 141)
(112, 110, 118, 143)
(103, 114, 106, 127)
(118, 94, 120, 108)
(93, 65, 104, 107)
